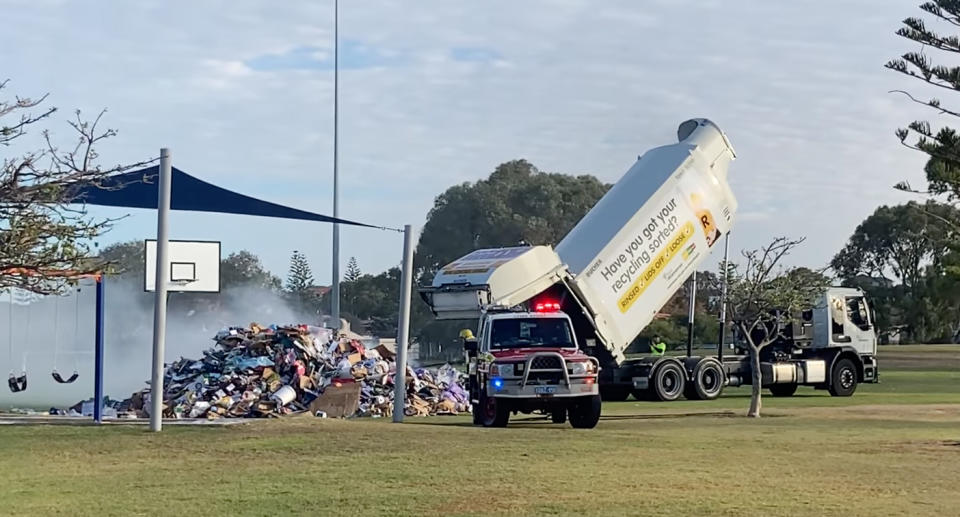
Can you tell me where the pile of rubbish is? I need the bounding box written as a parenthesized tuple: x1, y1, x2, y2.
(115, 324, 470, 420)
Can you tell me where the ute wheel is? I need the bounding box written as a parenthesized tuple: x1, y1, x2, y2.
(569, 395, 602, 429)
(828, 358, 858, 397)
(651, 361, 686, 402)
(479, 392, 510, 427)
(768, 383, 798, 397)
(551, 407, 567, 424)
(685, 359, 725, 400)
(599, 385, 630, 402)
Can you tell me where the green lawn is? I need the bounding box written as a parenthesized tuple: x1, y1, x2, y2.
(0, 355, 958, 516)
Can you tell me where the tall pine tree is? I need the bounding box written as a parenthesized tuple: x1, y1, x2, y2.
(285, 250, 314, 294)
(344, 256, 361, 282)
(888, 1, 960, 203)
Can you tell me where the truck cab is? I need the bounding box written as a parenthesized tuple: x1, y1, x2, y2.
(464, 304, 601, 428)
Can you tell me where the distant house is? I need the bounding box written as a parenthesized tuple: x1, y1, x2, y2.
(306, 285, 331, 298)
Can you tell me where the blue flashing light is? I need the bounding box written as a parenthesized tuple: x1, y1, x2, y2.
(492, 377, 504, 391)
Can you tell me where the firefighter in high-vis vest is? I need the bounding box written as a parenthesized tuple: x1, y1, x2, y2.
(650, 335, 667, 357)
(461, 329, 480, 402)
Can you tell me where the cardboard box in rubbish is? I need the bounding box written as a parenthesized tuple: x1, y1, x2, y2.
(308, 382, 361, 418)
(375, 343, 396, 361)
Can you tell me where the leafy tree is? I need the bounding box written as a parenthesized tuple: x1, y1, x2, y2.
(832, 202, 958, 340)
(831, 202, 955, 290)
(0, 80, 149, 294)
(415, 159, 610, 277)
(221, 251, 281, 290)
(98, 240, 144, 279)
(413, 160, 610, 348)
(726, 237, 826, 418)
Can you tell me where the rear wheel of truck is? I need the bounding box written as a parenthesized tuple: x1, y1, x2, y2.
(768, 383, 798, 397)
(551, 407, 567, 424)
(684, 359, 725, 400)
(479, 392, 510, 427)
(828, 358, 858, 397)
(652, 361, 686, 401)
(599, 385, 631, 402)
(569, 395, 601, 429)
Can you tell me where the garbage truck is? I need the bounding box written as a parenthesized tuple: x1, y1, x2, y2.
(420, 118, 879, 426)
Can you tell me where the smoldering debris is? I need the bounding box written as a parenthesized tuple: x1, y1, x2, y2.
(81, 324, 470, 420)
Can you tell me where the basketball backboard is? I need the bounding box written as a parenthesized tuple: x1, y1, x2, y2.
(144, 240, 221, 293)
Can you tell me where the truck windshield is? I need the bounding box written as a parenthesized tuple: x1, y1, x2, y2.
(489, 318, 574, 349)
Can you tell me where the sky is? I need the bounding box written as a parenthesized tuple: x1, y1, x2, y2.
(1, 0, 934, 284)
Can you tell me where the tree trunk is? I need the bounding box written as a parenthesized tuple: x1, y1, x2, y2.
(747, 343, 762, 418)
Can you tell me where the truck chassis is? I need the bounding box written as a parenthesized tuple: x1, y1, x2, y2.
(599, 347, 879, 402)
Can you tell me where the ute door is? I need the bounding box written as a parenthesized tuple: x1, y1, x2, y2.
(844, 295, 876, 355)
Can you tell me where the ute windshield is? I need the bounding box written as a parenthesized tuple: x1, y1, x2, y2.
(489, 317, 575, 349)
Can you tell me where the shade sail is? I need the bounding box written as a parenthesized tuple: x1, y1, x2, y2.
(70, 165, 381, 229)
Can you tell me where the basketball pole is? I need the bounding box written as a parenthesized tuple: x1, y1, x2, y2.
(392, 224, 416, 423)
(150, 148, 172, 432)
(330, 0, 341, 331)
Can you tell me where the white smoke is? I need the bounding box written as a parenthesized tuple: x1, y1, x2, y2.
(0, 278, 320, 410)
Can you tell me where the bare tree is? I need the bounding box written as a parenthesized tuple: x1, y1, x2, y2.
(725, 237, 826, 418)
(0, 79, 151, 294)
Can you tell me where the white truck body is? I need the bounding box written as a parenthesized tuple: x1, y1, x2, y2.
(426, 119, 737, 364)
(423, 118, 879, 403)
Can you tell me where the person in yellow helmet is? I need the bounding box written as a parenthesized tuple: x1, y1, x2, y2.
(650, 335, 667, 357)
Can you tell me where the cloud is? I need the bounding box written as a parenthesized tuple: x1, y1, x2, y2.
(245, 40, 405, 71)
(450, 46, 503, 63)
(0, 0, 932, 286)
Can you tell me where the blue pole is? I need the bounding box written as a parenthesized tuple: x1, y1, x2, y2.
(94, 276, 105, 424)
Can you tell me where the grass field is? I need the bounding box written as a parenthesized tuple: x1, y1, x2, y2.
(0, 346, 957, 516)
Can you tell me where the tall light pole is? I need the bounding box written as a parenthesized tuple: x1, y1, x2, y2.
(330, 0, 341, 330)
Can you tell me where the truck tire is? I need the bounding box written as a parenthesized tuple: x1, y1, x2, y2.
(768, 384, 798, 397)
(569, 395, 602, 429)
(551, 408, 567, 424)
(599, 385, 631, 402)
(685, 359, 725, 400)
(479, 392, 510, 427)
(651, 361, 686, 402)
(828, 358, 858, 397)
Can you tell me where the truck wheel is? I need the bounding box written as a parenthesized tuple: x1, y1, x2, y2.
(828, 358, 858, 397)
(569, 395, 602, 429)
(479, 392, 510, 427)
(685, 359, 725, 400)
(471, 401, 482, 425)
(599, 385, 630, 402)
(652, 361, 685, 402)
(768, 384, 798, 397)
(551, 407, 567, 424)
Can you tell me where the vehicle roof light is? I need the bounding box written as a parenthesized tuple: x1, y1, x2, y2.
(534, 301, 561, 312)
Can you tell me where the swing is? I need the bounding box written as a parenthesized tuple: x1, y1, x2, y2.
(7, 289, 27, 393)
(51, 287, 80, 384)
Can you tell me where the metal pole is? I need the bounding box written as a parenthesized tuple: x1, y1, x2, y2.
(686, 271, 696, 357)
(149, 148, 172, 432)
(330, 0, 341, 330)
(393, 224, 415, 423)
(93, 276, 105, 424)
(718, 232, 730, 362)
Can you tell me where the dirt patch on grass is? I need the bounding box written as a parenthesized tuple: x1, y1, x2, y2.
(790, 404, 960, 422)
(879, 345, 960, 370)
